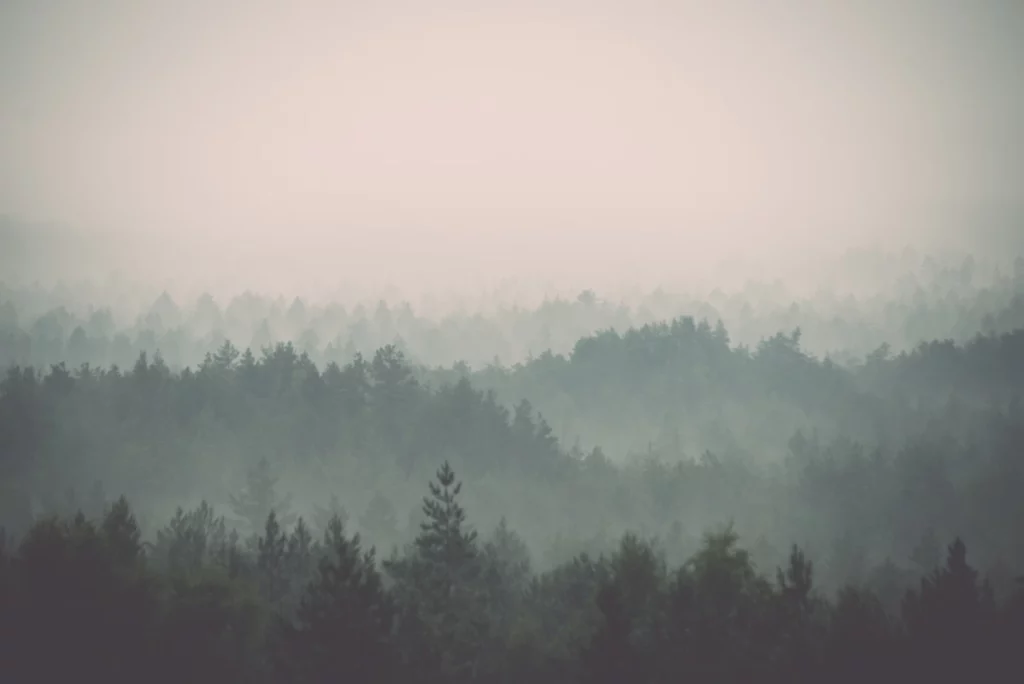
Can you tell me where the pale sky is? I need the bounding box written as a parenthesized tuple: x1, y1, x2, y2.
(1, 0, 1022, 293)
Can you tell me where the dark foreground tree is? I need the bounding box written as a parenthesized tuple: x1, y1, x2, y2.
(386, 461, 488, 682)
(276, 514, 398, 683)
(5, 501, 158, 684)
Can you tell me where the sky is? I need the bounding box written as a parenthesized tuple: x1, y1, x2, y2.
(1, 0, 1022, 295)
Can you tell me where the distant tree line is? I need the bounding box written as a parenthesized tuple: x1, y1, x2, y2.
(2, 250, 1022, 372)
(457, 316, 1024, 457)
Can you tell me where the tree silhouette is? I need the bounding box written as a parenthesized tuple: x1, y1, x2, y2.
(386, 461, 487, 682)
(580, 581, 635, 684)
(903, 537, 999, 681)
(312, 493, 348, 539)
(257, 510, 290, 607)
(230, 457, 295, 533)
(276, 514, 399, 683)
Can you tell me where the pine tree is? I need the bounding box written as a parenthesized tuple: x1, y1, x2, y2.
(102, 495, 142, 568)
(211, 339, 240, 370)
(10, 510, 157, 684)
(482, 517, 532, 616)
(675, 525, 776, 681)
(478, 517, 533, 677)
(230, 457, 295, 534)
(415, 462, 478, 589)
(312, 493, 348, 539)
(902, 538, 999, 681)
(277, 515, 399, 683)
(776, 545, 814, 614)
(583, 534, 664, 684)
(385, 462, 487, 682)
(257, 510, 290, 607)
(153, 501, 231, 576)
(580, 582, 635, 684)
(775, 545, 826, 682)
(283, 517, 317, 617)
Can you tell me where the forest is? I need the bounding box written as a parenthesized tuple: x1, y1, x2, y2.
(2, 255, 1024, 683)
(4, 0, 1024, 678)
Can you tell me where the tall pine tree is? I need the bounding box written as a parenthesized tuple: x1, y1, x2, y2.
(386, 461, 488, 682)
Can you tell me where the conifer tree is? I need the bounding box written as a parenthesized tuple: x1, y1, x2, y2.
(153, 501, 232, 576)
(212, 339, 240, 369)
(283, 517, 317, 616)
(481, 517, 532, 622)
(775, 545, 826, 682)
(102, 495, 143, 567)
(257, 510, 290, 607)
(230, 457, 295, 534)
(386, 461, 487, 682)
(312, 493, 348, 539)
(415, 461, 478, 581)
(902, 538, 998, 679)
(580, 581, 635, 684)
(277, 514, 398, 683)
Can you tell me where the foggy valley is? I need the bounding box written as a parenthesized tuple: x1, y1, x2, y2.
(2, 2, 1024, 683)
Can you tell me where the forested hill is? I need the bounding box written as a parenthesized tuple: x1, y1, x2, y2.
(2, 321, 1023, 590)
(2, 316, 1024, 683)
(439, 319, 1024, 459)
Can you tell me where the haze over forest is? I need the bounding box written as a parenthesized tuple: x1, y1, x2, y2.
(2, 2, 1024, 683)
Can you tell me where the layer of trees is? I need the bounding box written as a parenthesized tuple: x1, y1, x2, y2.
(2, 325, 1023, 593)
(459, 316, 1024, 457)
(3, 251, 1022, 372)
(1, 464, 1021, 684)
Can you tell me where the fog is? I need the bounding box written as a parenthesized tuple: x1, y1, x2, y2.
(3, 0, 1023, 295)
(2, 2, 1024, 682)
